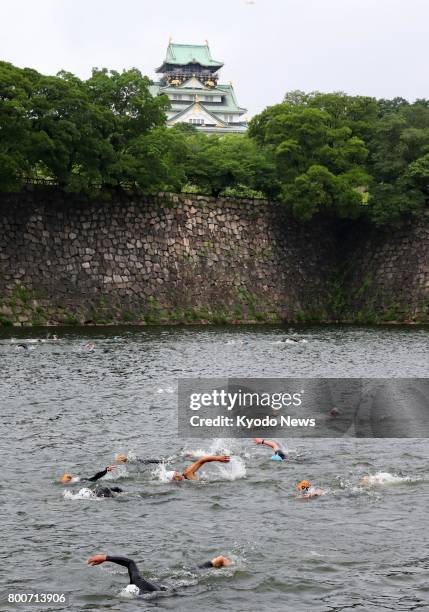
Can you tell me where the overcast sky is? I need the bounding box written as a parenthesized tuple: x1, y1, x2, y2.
(1, 0, 428, 117)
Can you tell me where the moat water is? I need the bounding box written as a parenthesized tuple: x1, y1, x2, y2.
(1, 324, 428, 611)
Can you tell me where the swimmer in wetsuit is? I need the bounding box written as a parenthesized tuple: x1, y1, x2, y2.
(168, 455, 230, 481)
(60, 466, 123, 497)
(87, 554, 231, 594)
(253, 438, 287, 461)
(60, 466, 116, 484)
(115, 453, 163, 465)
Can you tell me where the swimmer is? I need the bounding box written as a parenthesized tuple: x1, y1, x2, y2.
(61, 466, 123, 497)
(16, 343, 29, 350)
(91, 485, 123, 498)
(253, 438, 287, 461)
(84, 342, 96, 350)
(167, 454, 230, 481)
(359, 476, 372, 486)
(87, 554, 232, 594)
(60, 466, 116, 484)
(115, 453, 163, 465)
(296, 479, 324, 498)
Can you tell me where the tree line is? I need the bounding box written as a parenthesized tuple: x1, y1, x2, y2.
(1, 60, 429, 225)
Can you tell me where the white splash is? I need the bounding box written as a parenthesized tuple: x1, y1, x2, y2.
(153, 463, 175, 482)
(63, 487, 96, 500)
(183, 439, 235, 458)
(216, 456, 246, 481)
(105, 464, 127, 480)
(359, 472, 416, 487)
(182, 448, 206, 459)
(118, 584, 140, 599)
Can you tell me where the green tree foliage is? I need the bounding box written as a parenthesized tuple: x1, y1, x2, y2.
(249, 90, 429, 224)
(249, 94, 372, 220)
(1, 59, 429, 226)
(0, 62, 171, 192)
(182, 132, 279, 198)
(367, 100, 429, 224)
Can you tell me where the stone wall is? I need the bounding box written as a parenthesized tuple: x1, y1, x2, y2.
(341, 216, 429, 322)
(0, 189, 336, 326)
(0, 189, 428, 326)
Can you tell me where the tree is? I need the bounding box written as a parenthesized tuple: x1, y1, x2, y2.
(183, 133, 279, 198)
(248, 97, 371, 220)
(0, 62, 172, 192)
(366, 101, 429, 224)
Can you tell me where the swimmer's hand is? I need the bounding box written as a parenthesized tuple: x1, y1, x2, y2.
(217, 455, 230, 463)
(106, 466, 115, 472)
(211, 555, 232, 568)
(253, 438, 264, 444)
(87, 554, 107, 566)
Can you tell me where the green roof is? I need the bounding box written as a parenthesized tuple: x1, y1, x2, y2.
(156, 43, 223, 72)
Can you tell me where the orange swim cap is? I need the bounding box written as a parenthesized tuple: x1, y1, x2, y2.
(115, 454, 128, 463)
(60, 473, 73, 483)
(297, 479, 311, 491)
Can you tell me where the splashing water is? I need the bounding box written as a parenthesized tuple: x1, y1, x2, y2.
(105, 464, 128, 480)
(63, 487, 97, 500)
(153, 463, 175, 482)
(182, 438, 238, 459)
(118, 584, 140, 599)
(126, 449, 138, 462)
(216, 456, 246, 481)
(360, 472, 418, 487)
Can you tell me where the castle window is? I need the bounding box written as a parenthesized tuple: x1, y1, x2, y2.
(189, 118, 204, 125)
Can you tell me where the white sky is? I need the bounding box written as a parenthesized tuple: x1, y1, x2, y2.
(1, 0, 428, 118)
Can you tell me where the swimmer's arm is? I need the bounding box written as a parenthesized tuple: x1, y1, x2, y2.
(85, 469, 107, 482)
(183, 455, 230, 479)
(89, 554, 146, 586)
(89, 555, 146, 585)
(105, 556, 161, 591)
(85, 466, 115, 482)
(104, 556, 140, 582)
(253, 438, 279, 451)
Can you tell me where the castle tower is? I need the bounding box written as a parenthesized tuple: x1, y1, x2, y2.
(150, 41, 247, 133)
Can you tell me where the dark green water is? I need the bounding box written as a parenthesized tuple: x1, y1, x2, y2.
(1, 325, 429, 611)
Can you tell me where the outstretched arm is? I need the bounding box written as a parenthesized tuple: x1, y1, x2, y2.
(253, 438, 280, 452)
(85, 466, 115, 482)
(183, 455, 230, 480)
(87, 554, 161, 592)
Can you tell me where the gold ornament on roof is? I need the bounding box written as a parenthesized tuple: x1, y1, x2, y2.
(204, 79, 215, 87)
